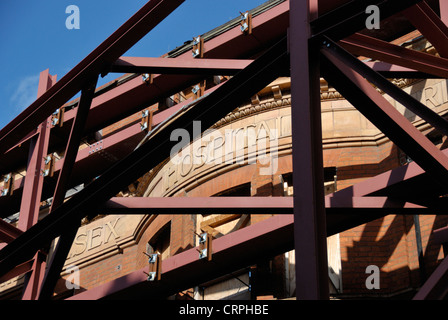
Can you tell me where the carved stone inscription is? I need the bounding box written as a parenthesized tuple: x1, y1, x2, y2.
(162, 114, 292, 193)
(67, 217, 121, 260)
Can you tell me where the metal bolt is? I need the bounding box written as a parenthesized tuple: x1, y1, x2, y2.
(199, 248, 207, 259)
(192, 85, 200, 94)
(142, 73, 150, 82)
(147, 272, 156, 281)
(148, 254, 157, 264)
(199, 233, 207, 244)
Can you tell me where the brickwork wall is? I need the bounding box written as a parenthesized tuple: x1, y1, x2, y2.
(326, 141, 448, 296)
(323, 142, 400, 191)
(52, 92, 448, 299)
(55, 243, 138, 296)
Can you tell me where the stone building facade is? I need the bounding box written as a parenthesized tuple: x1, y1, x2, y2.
(1, 25, 447, 301)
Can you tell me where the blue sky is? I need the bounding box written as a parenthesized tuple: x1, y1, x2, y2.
(0, 0, 267, 130)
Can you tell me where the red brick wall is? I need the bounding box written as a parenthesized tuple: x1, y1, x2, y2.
(324, 142, 400, 190)
(53, 136, 447, 299)
(55, 244, 138, 296)
(327, 141, 448, 296)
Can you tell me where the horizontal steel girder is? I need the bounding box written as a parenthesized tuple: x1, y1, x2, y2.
(0, 0, 290, 178)
(101, 196, 435, 215)
(320, 47, 448, 190)
(310, 0, 423, 40)
(0, 84, 222, 219)
(67, 214, 294, 300)
(403, 1, 448, 58)
(322, 37, 448, 137)
(0, 36, 290, 282)
(109, 57, 253, 75)
(340, 33, 448, 78)
(0, 0, 186, 156)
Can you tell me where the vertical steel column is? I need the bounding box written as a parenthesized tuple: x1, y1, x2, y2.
(50, 77, 98, 212)
(17, 70, 56, 231)
(38, 77, 98, 300)
(289, 0, 329, 299)
(17, 69, 56, 300)
(440, 0, 448, 23)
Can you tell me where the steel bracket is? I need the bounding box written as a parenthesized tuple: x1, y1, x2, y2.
(142, 73, 153, 85)
(197, 232, 212, 261)
(51, 108, 65, 127)
(140, 109, 153, 132)
(1, 173, 14, 197)
(240, 11, 253, 34)
(42, 154, 55, 178)
(144, 252, 161, 281)
(192, 36, 204, 58)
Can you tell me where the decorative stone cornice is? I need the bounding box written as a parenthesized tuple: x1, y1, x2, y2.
(212, 96, 291, 130)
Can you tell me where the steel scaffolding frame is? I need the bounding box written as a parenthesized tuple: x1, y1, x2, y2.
(1, 0, 448, 300)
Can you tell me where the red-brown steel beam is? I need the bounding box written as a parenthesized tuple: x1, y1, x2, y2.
(0, 0, 289, 179)
(100, 195, 438, 240)
(17, 70, 56, 232)
(109, 57, 253, 75)
(323, 37, 448, 137)
(38, 220, 81, 300)
(101, 196, 432, 215)
(413, 254, 448, 299)
(0, 219, 23, 244)
(0, 36, 290, 285)
(16, 70, 56, 300)
(327, 149, 448, 203)
(67, 214, 295, 300)
(340, 33, 448, 78)
(50, 77, 98, 212)
(440, 0, 448, 23)
(66, 0, 289, 136)
(37, 77, 99, 300)
(67, 192, 443, 300)
(290, 0, 329, 300)
(364, 61, 434, 78)
(0, 259, 33, 284)
(0, 0, 185, 156)
(310, 0, 423, 40)
(403, 2, 448, 58)
(21, 251, 46, 300)
(0, 84, 222, 219)
(433, 225, 448, 246)
(320, 46, 448, 189)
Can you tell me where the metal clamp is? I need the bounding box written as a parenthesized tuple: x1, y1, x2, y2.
(51, 108, 65, 127)
(240, 11, 252, 34)
(192, 80, 206, 99)
(1, 173, 13, 197)
(192, 36, 204, 58)
(142, 73, 153, 85)
(195, 232, 212, 261)
(42, 154, 55, 177)
(140, 109, 153, 132)
(143, 252, 161, 281)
